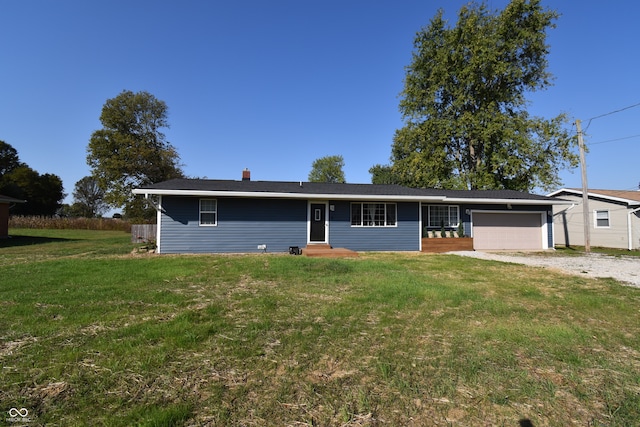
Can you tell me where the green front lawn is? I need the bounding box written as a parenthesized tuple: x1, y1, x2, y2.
(1, 229, 639, 425)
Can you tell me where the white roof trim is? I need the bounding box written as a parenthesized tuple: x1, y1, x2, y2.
(548, 188, 640, 206)
(132, 188, 568, 205)
(132, 188, 446, 202)
(441, 197, 572, 205)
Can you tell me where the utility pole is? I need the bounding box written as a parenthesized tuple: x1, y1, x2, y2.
(576, 119, 590, 253)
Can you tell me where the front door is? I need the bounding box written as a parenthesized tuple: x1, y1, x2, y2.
(309, 203, 326, 242)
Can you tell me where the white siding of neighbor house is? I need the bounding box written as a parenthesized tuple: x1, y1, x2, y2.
(553, 194, 640, 250)
(634, 211, 640, 250)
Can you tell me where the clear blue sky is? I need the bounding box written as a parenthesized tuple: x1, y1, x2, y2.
(2, 0, 639, 209)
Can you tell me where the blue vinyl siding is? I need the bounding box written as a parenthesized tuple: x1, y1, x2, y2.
(328, 201, 420, 251)
(157, 196, 553, 253)
(159, 196, 307, 253)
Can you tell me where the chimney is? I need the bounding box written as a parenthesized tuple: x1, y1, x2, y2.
(242, 168, 251, 181)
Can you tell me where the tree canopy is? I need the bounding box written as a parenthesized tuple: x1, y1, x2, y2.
(71, 176, 108, 218)
(308, 155, 346, 183)
(384, 0, 578, 192)
(369, 164, 398, 185)
(0, 140, 65, 216)
(0, 140, 21, 176)
(87, 90, 183, 219)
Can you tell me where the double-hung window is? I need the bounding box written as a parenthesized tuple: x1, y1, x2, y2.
(594, 210, 610, 228)
(427, 205, 459, 228)
(351, 203, 397, 227)
(200, 199, 217, 226)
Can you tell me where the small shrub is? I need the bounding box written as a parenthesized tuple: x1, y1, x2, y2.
(457, 222, 465, 238)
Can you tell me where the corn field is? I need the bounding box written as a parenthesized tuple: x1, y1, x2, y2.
(9, 216, 133, 232)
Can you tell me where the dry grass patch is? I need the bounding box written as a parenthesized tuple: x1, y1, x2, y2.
(0, 231, 639, 425)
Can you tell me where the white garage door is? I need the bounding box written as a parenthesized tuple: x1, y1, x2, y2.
(472, 212, 543, 250)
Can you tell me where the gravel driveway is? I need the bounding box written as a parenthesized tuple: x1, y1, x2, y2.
(450, 251, 640, 288)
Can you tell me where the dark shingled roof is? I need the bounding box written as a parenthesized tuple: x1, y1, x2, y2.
(136, 179, 557, 202)
(430, 188, 555, 201)
(138, 178, 434, 196)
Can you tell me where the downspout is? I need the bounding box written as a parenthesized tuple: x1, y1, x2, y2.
(552, 203, 576, 216)
(143, 193, 162, 254)
(628, 206, 640, 251)
(552, 203, 576, 248)
(143, 193, 162, 212)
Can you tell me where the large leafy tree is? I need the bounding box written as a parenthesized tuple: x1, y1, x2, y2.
(87, 90, 183, 218)
(387, 0, 578, 191)
(71, 176, 108, 218)
(308, 155, 346, 183)
(369, 164, 399, 185)
(0, 140, 21, 176)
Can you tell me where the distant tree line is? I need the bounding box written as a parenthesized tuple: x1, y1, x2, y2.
(0, 140, 65, 216)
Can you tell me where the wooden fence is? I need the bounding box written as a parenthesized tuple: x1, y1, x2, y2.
(131, 224, 157, 243)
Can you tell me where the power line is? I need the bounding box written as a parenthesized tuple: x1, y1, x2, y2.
(588, 133, 640, 146)
(583, 101, 640, 132)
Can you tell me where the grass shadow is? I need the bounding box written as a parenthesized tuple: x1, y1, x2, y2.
(0, 234, 75, 248)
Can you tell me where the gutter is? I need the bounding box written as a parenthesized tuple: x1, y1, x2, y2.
(132, 188, 446, 202)
(628, 206, 640, 251)
(132, 188, 571, 206)
(441, 197, 573, 206)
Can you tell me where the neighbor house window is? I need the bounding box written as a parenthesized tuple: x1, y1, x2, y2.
(428, 205, 459, 228)
(200, 199, 217, 226)
(594, 210, 610, 228)
(351, 203, 397, 227)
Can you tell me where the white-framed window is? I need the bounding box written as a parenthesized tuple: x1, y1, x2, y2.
(351, 203, 397, 227)
(594, 209, 610, 228)
(427, 205, 459, 228)
(200, 199, 217, 226)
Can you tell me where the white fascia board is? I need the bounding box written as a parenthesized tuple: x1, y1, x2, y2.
(441, 197, 572, 205)
(547, 188, 639, 206)
(588, 194, 640, 206)
(546, 188, 576, 197)
(132, 188, 445, 202)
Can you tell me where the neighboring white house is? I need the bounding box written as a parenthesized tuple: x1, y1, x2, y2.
(548, 188, 640, 250)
